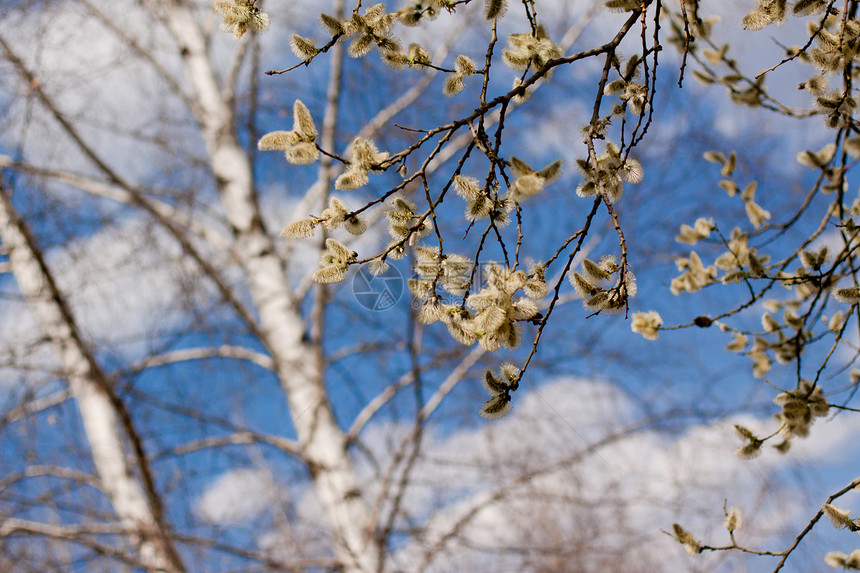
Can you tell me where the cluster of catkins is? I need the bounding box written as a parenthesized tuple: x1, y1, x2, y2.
(570, 255, 637, 314)
(411, 260, 546, 352)
(213, 0, 269, 38)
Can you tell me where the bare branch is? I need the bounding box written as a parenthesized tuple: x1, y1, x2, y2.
(131, 345, 275, 372)
(164, 431, 301, 458)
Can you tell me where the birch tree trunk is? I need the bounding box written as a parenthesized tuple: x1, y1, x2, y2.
(0, 181, 186, 573)
(148, 1, 381, 570)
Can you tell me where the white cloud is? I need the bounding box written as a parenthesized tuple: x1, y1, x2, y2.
(0, 2, 195, 180)
(356, 377, 860, 571)
(183, 375, 860, 569)
(51, 222, 187, 339)
(196, 468, 281, 524)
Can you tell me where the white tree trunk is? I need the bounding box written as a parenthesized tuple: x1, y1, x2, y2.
(153, 2, 380, 570)
(0, 184, 185, 573)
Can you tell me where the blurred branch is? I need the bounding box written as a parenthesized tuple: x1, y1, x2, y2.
(0, 160, 231, 249)
(131, 345, 276, 372)
(347, 345, 486, 443)
(346, 372, 413, 442)
(0, 464, 101, 493)
(420, 345, 487, 420)
(0, 519, 149, 569)
(164, 430, 301, 457)
(1, 388, 72, 424)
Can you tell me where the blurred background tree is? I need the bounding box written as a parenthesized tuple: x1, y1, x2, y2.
(1, 1, 860, 571)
